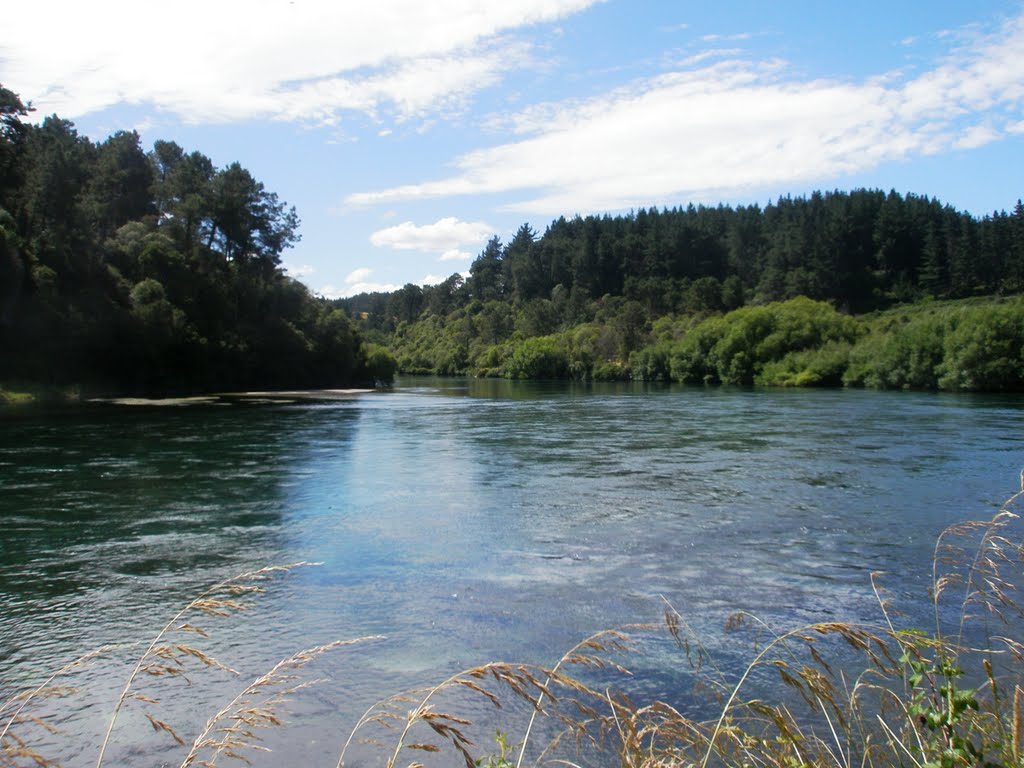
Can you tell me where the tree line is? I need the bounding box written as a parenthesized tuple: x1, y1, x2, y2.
(340, 189, 1024, 390)
(4, 74, 1019, 395)
(0, 84, 394, 396)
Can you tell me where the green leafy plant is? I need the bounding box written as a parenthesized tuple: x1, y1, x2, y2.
(903, 645, 983, 767)
(475, 731, 518, 768)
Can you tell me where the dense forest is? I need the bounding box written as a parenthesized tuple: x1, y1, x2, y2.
(0, 84, 393, 397)
(340, 187, 1024, 390)
(2, 76, 1022, 395)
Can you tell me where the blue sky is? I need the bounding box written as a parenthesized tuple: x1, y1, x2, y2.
(3, 1, 1023, 297)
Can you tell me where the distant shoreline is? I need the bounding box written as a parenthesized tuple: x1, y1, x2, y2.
(98, 389, 377, 406)
(1, 388, 378, 410)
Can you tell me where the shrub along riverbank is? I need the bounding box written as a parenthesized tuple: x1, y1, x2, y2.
(342, 188, 1024, 391)
(367, 294, 1024, 391)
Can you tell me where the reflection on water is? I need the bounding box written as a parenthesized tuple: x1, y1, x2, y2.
(1, 381, 1023, 765)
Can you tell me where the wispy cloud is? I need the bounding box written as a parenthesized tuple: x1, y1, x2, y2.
(347, 12, 1024, 214)
(2, 0, 601, 124)
(700, 32, 754, 43)
(272, 43, 533, 126)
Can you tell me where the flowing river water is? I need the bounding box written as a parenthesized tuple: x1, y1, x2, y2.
(1, 379, 1023, 766)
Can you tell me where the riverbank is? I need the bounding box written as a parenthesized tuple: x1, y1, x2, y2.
(99, 389, 377, 406)
(0, 386, 378, 411)
(0, 385, 80, 408)
(375, 294, 1024, 390)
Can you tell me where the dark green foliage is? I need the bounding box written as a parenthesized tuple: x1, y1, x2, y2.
(88, 130, 154, 236)
(357, 343, 399, 385)
(0, 84, 367, 395)
(0, 86, 32, 210)
(469, 236, 505, 301)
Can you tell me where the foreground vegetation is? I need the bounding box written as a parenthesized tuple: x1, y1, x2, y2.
(3, 476, 1024, 767)
(0, 84, 395, 395)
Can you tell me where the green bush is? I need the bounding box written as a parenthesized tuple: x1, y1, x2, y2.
(669, 316, 725, 383)
(377, 293, 1024, 391)
(591, 359, 630, 381)
(756, 341, 853, 387)
(630, 342, 673, 381)
(358, 343, 398, 385)
(844, 313, 947, 389)
(937, 303, 1024, 391)
(668, 298, 858, 385)
(502, 336, 571, 379)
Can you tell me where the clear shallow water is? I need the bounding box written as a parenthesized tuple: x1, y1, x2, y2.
(1, 380, 1023, 766)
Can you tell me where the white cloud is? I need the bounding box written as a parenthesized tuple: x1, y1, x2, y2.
(370, 217, 493, 251)
(319, 281, 401, 299)
(439, 249, 473, 262)
(283, 262, 316, 278)
(345, 267, 374, 284)
(317, 284, 347, 300)
(954, 123, 1000, 149)
(347, 13, 1024, 214)
(2, 0, 600, 124)
(344, 281, 402, 296)
(319, 267, 402, 298)
(420, 271, 471, 285)
(1007, 119, 1024, 134)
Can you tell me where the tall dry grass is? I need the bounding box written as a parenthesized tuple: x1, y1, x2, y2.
(3, 477, 1024, 767)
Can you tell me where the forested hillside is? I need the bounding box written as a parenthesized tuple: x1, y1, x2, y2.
(0, 84, 386, 396)
(340, 190, 1024, 390)
(3, 75, 1021, 395)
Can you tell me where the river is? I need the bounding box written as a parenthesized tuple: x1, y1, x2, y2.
(1, 379, 1022, 766)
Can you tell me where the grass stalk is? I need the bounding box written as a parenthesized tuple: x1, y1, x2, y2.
(95, 563, 318, 768)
